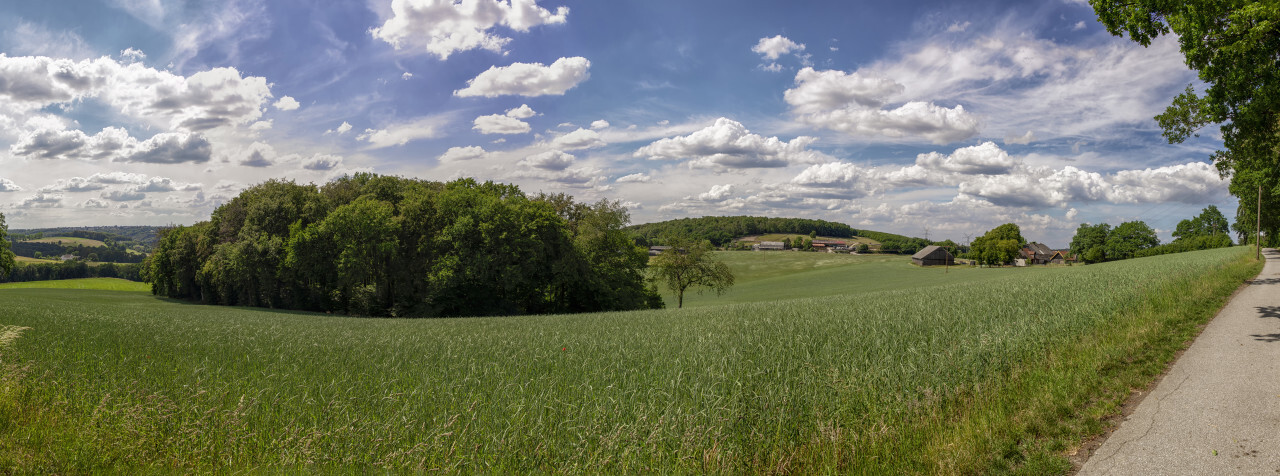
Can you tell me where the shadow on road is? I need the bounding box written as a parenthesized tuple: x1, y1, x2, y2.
(1251, 333, 1280, 343)
(1250, 277, 1280, 286)
(1258, 306, 1280, 320)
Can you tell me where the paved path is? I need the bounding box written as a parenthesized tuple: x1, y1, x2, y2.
(1079, 248, 1280, 475)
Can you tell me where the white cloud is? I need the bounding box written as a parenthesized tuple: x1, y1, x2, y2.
(235, 142, 276, 167)
(1004, 130, 1037, 145)
(1072, 21, 1087, 31)
(357, 116, 445, 148)
(473, 113, 531, 134)
(325, 121, 353, 135)
(520, 150, 575, 171)
(947, 21, 971, 33)
(694, 184, 735, 202)
(40, 177, 107, 193)
(273, 96, 300, 111)
(454, 57, 590, 97)
(119, 47, 146, 61)
(615, 173, 650, 183)
(125, 132, 212, 163)
(785, 67, 979, 144)
(438, 145, 489, 162)
(550, 128, 605, 150)
(590, 119, 609, 130)
(0, 177, 23, 192)
(371, 0, 569, 59)
(101, 189, 145, 201)
(916, 141, 1018, 175)
(506, 104, 536, 119)
(752, 35, 805, 61)
(132, 176, 201, 192)
(634, 117, 826, 169)
(18, 191, 63, 208)
(402, 72, 413, 80)
(301, 153, 342, 171)
(250, 120, 273, 131)
(80, 198, 111, 208)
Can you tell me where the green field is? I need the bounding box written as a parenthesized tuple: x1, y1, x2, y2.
(13, 256, 60, 264)
(22, 236, 108, 247)
(0, 278, 150, 292)
(0, 247, 1260, 473)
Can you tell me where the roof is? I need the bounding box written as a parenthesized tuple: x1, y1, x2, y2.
(911, 245, 952, 260)
(758, 241, 784, 246)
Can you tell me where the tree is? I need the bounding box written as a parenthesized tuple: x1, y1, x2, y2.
(649, 236, 734, 308)
(0, 213, 13, 277)
(970, 223, 1027, 266)
(1091, 0, 1280, 245)
(1105, 221, 1159, 260)
(1070, 223, 1112, 263)
(856, 243, 870, 253)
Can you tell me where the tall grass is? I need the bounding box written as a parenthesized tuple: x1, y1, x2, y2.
(0, 247, 1260, 473)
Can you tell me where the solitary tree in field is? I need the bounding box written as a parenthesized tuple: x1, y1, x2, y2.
(0, 213, 13, 277)
(650, 236, 734, 308)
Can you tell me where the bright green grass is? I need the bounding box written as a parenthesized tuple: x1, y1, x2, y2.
(13, 256, 60, 264)
(22, 236, 107, 247)
(0, 278, 150, 292)
(0, 247, 1260, 473)
(665, 251, 1016, 308)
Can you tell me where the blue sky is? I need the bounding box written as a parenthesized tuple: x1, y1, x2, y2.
(0, 0, 1233, 246)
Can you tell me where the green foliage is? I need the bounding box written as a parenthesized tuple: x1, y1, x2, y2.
(1105, 221, 1160, 261)
(627, 216, 857, 247)
(1172, 205, 1232, 242)
(1135, 234, 1234, 258)
(649, 236, 734, 308)
(1, 261, 142, 283)
(0, 247, 1256, 473)
(970, 223, 1026, 266)
(1091, 0, 1280, 244)
(0, 213, 12, 277)
(146, 174, 659, 317)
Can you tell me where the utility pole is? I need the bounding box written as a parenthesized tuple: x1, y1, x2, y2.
(1258, 183, 1263, 261)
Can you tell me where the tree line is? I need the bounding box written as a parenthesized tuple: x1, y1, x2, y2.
(1070, 206, 1232, 263)
(1, 261, 142, 283)
(627, 216, 857, 247)
(9, 241, 145, 264)
(145, 174, 663, 317)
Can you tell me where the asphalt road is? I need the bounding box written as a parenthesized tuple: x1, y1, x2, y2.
(1079, 248, 1280, 475)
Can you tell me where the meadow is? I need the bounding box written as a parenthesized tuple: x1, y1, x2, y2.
(0, 247, 1260, 473)
(20, 236, 108, 247)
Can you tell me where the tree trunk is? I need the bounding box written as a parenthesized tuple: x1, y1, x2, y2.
(677, 288, 684, 308)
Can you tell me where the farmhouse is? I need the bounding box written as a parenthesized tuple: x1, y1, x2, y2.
(753, 241, 785, 251)
(911, 245, 955, 266)
(1019, 243, 1056, 265)
(812, 240, 848, 252)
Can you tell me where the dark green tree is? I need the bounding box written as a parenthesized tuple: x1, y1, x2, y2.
(1091, 0, 1280, 244)
(970, 223, 1027, 266)
(0, 213, 14, 277)
(1105, 221, 1160, 261)
(1070, 223, 1112, 263)
(650, 236, 734, 308)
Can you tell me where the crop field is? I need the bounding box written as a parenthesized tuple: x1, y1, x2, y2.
(13, 256, 60, 264)
(0, 278, 151, 292)
(21, 236, 108, 247)
(0, 247, 1260, 473)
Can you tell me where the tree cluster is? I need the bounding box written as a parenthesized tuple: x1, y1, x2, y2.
(1091, 0, 1280, 245)
(1, 261, 142, 283)
(145, 174, 663, 317)
(1069, 221, 1160, 263)
(627, 216, 856, 247)
(0, 213, 13, 278)
(968, 223, 1027, 266)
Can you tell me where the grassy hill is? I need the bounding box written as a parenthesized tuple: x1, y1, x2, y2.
(22, 236, 108, 247)
(0, 247, 1260, 473)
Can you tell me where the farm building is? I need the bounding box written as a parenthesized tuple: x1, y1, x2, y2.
(648, 246, 672, 256)
(1019, 243, 1073, 265)
(911, 245, 955, 266)
(811, 240, 848, 252)
(753, 241, 785, 251)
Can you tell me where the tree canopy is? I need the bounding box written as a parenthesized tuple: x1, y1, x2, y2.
(1091, 0, 1280, 244)
(1172, 205, 1231, 242)
(0, 213, 14, 278)
(969, 223, 1026, 266)
(649, 236, 734, 308)
(146, 174, 662, 317)
(627, 216, 857, 247)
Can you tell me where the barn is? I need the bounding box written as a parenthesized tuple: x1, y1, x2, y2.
(911, 245, 955, 266)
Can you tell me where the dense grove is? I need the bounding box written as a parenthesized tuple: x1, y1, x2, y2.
(0, 261, 142, 283)
(1071, 206, 1233, 263)
(145, 174, 662, 317)
(626, 216, 858, 246)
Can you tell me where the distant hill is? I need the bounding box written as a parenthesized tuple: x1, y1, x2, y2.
(9, 226, 160, 247)
(626, 215, 928, 248)
(7, 226, 160, 263)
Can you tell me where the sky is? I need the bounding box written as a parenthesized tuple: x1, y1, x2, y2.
(0, 0, 1235, 247)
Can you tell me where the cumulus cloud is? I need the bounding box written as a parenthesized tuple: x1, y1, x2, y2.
(273, 96, 300, 111)
(325, 121, 353, 135)
(80, 198, 110, 208)
(520, 150, 575, 170)
(753, 35, 805, 61)
(615, 172, 650, 183)
(0, 55, 275, 133)
(694, 184, 735, 202)
(550, 128, 605, 150)
(101, 189, 145, 201)
(357, 116, 444, 148)
(371, 0, 569, 59)
(126, 132, 213, 163)
(40, 177, 107, 192)
(133, 176, 201, 193)
(301, 154, 342, 171)
(0, 177, 23, 192)
(438, 145, 489, 162)
(119, 48, 146, 61)
(785, 67, 979, 144)
(590, 119, 609, 130)
(916, 141, 1017, 175)
(506, 104, 536, 119)
(634, 117, 825, 169)
(454, 57, 590, 97)
(473, 113, 531, 134)
(1004, 130, 1037, 145)
(18, 191, 63, 208)
(235, 141, 276, 167)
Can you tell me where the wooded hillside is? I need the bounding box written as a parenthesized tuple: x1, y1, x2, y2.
(627, 216, 857, 246)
